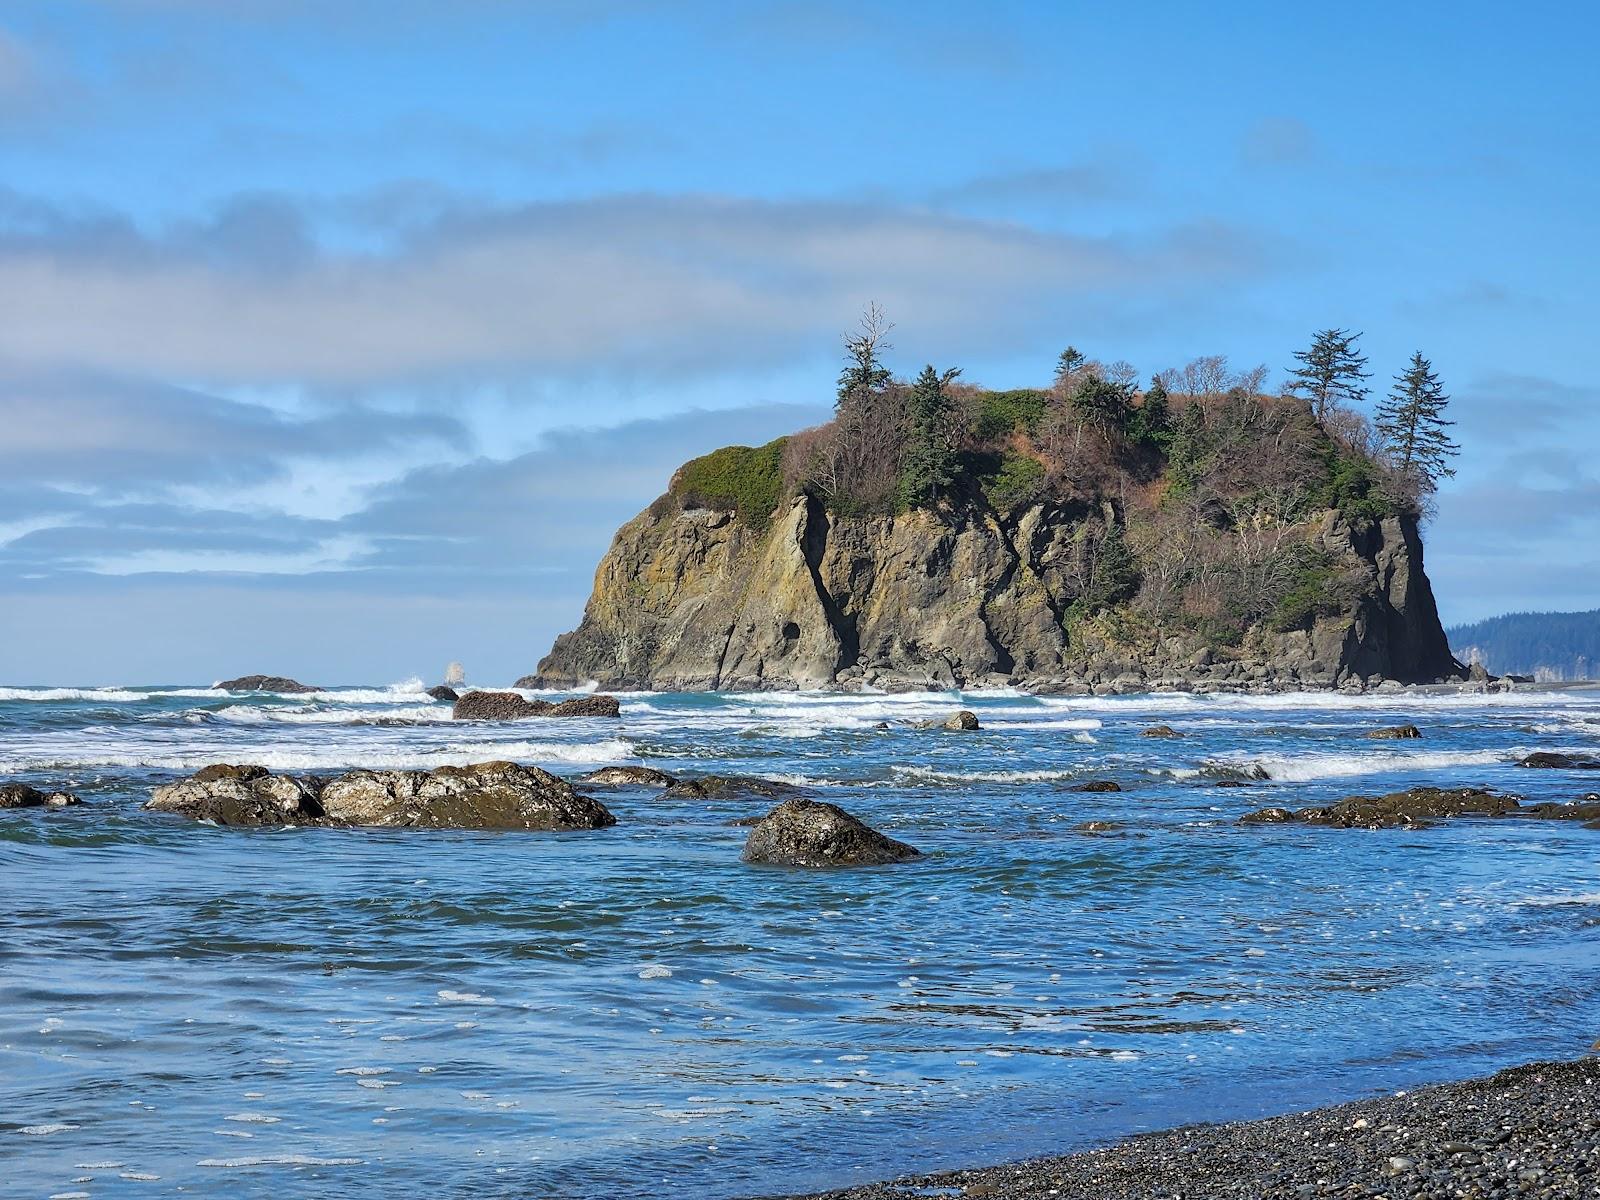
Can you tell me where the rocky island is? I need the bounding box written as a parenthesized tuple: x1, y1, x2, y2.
(532, 335, 1462, 693)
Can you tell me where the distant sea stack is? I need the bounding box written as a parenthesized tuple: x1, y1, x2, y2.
(531, 361, 1463, 693)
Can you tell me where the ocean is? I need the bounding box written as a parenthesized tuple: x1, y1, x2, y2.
(3, 682, 1599, 1198)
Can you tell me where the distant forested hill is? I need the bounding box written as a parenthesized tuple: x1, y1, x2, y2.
(1448, 609, 1600, 680)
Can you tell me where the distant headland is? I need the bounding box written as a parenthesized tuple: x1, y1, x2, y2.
(533, 316, 1465, 693)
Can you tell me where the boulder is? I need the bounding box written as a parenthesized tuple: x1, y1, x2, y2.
(0, 783, 81, 809)
(1241, 786, 1521, 830)
(1073, 820, 1125, 834)
(1069, 780, 1123, 793)
(943, 710, 980, 731)
(147, 762, 615, 831)
(662, 774, 798, 801)
(550, 695, 622, 718)
(1365, 724, 1423, 739)
(579, 765, 675, 787)
(147, 764, 324, 825)
(741, 797, 921, 867)
(1141, 725, 1184, 738)
(451, 691, 620, 720)
(318, 762, 615, 830)
(427, 685, 460, 702)
(1518, 752, 1600, 770)
(452, 691, 554, 720)
(216, 674, 317, 694)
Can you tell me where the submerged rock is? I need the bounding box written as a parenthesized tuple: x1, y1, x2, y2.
(1365, 724, 1423, 739)
(1141, 725, 1184, 739)
(549, 694, 622, 718)
(1073, 820, 1125, 834)
(741, 797, 920, 867)
(147, 762, 615, 831)
(579, 765, 675, 787)
(1241, 786, 1536, 830)
(662, 774, 798, 801)
(0, 783, 81, 809)
(1518, 751, 1600, 770)
(216, 674, 317, 694)
(1069, 780, 1123, 793)
(426, 685, 460, 702)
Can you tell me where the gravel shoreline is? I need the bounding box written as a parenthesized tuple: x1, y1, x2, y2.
(768, 1059, 1600, 1199)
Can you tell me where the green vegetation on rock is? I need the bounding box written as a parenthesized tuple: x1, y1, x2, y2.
(671, 437, 788, 531)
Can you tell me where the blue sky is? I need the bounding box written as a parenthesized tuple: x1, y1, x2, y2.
(1, 0, 1596, 683)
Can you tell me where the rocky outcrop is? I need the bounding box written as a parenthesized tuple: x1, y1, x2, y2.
(451, 691, 620, 720)
(662, 774, 798, 801)
(1365, 724, 1422, 739)
(216, 675, 317, 693)
(147, 762, 616, 831)
(532, 496, 1460, 692)
(1, 783, 81, 809)
(1241, 787, 1600, 830)
(427, 685, 460, 702)
(741, 797, 921, 866)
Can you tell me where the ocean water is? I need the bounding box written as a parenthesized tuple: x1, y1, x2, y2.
(3, 681, 1600, 1198)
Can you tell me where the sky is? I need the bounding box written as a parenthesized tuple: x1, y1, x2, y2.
(1, 0, 1596, 684)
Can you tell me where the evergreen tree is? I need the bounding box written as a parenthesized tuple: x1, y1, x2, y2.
(1376, 351, 1458, 493)
(898, 364, 961, 510)
(837, 303, 893, 407)
(1054, 346, 1087, 388)
(1287, 328, 1370, 421)
(1127, 377, 1171, 451)
(1087, 520, 1139, 609)
(1165, 400, 1211, 494)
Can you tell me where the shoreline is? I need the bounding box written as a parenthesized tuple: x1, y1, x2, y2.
(764, 1058, 1600, 1199)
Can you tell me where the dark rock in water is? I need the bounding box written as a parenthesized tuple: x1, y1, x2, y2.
(148, 761, 615, 831)
(943, 710, 980, 731)
(147, 764, 324, 826)
(663, 774, 798, 801)
(741, 797, 920, 867)
(452, 691, 553, 720)
(216, 674, 317, 694)
(318, 762, 615, 830)
(1365, 724, 1422, 739)
(1073, 820, 1125, 834)
(579, 765, 675, 787)
(1242, 787, 1522, 830)
(550, 694, 622, 718)
(1141, 725, 1184, 738)
(0, 783, 81, 809)
(451, 691, 620, 720)
(1212, 778, 1251, 788)
(1468, 661, 1492, 683)
(427, 685, 459, 702)
(1069, 780, 1122, 793)
(1518, 751, 1600, 770)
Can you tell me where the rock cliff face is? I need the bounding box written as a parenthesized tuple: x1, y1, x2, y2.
(531, 495, 1461, 693)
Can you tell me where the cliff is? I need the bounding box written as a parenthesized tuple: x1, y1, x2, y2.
(530, 493, 1461, 693)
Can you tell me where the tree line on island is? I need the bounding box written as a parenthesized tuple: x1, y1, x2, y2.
(665, 308, 1460, 649)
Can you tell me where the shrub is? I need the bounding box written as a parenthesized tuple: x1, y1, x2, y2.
(977, 450, 1045, 511)
(973, 389, 1050, 442)
(671, 437, 789, 530)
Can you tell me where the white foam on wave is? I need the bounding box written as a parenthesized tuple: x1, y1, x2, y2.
(0, 687, 147, 702)
(0, 738, 635, 774)
(1229, 747, 1514, 783)
(197, 1154, 364, 1168)
(209, 704, 448, 726)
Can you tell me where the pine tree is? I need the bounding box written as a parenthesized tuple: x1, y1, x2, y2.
(1127, 376, 1171, 451)
(1054, 346, 1086, 388)
(1287, 328, 1370, 421)
(837, 302, 893, 407)
(898, 364, 960, 510)
(1376, 351, 1458, 494)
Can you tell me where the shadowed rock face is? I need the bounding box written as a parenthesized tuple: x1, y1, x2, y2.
(451, 692, 621, 720)
(1242, 787, 1600, 830)
(216, 675, 317, 693)
(531, 496, 1459, 692)
(147, 762, 616, 831)
(0, 783, 81, 809)
(662, 775, 798, 801)
(741, 797, 921, 867)
(427, 685, 460, 702)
